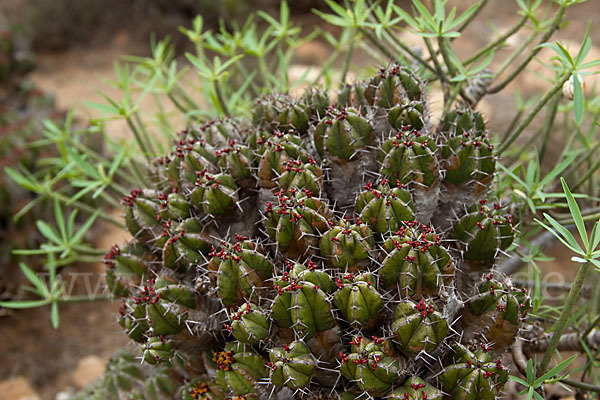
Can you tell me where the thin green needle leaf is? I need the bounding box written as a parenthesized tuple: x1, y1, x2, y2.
(572, 73, 584, 125)
(13, 197, 42, 222)
(509, 376, 529, 386)
(497, 163, 527, 187)
(540, 153, 578, 186)
(53, 199, 67, 242)
(67, 209, 78, 239)
(325, 0, 351, 19)
(218, 55, 244, 75)
(4, 167, 41, 193)
(536, 215, 583, 255)
(67, 182, 103, 205)
(392, 5, 419, 29)
(36, 221, 62, 245)
(589, 221, 600, 251)
(452, 2, 481, 28)
(19, 262, 50, 298)
(535, 355, 576, 385)
(0, 299, 51, 309)
(84, 101, 119, 116)
(561, 177, 589, 250)
(71, 210, 101, 244)
(13, 248, 61, 256)
(68, 148, 100, 178)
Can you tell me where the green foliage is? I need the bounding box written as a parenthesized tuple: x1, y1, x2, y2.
(87, 63, 533, 399)
(393, 0, 481, 38)
(537, 178, 600, 267)
(509, 356, 576, 400)
(539, 23, 600, 124)
(3, 0, 600, 397)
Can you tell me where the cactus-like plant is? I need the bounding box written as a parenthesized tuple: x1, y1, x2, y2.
(98, 64, 532, 399)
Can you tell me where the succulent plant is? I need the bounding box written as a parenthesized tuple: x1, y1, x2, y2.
(386, 376, 442, 400)
(268, 340, 317, 389)
(101, 64, 531, 399)
(391, 299, 448, 356)
(0, 18, 57, 298)
(438, 344, 508, 400)
(69, 349, 182, 400)
(339, 336, 403, 395)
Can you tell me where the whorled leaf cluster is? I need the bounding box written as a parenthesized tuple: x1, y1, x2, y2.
(99, 64, 531, 399)
(0, 16, 55, 297)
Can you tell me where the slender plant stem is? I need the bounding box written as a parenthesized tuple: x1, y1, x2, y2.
(511, 280, 593, 297)
(73, 246, 110, 256)
(133, 111, 156, 155)
(382, 27, 437, 74)
(594, 275, 600, 330)
(563, 138, 600, 181)
(234, 61, 260, 96)
(423, 37, 449, 102)
(502, 109, 524, 141)
(457, 0, 489, 33)
(59, 295, 114, 303)
(488, 5, 567, 94)
(498, 229, 565, 275)
(376, 32, 411, 67)
(438, 38, 457, 77)
(357, 40, 390, 68)
(340, 30, 357, 88)
(444, 83, 464, 113)
(581, 313, 600, 383)
(173, 84, 200, 111)
(539, 261, 591, 374)
(423, 38, 446, 84)
(538, 92, 561, 161)
(52, 193, 125, 228)
(67, 136, 140, 188)
(511, 339, 529, 376)
(587, 155, 594, 202)
(98, 191, 123, 208)
(127, 158, 150, 188)
(314, 48, 342, 83)
(313, 27, 351, 83)
(359, 27, 394, 61)
(213, 79, 230, 116)
(559, 212, 600, 224)
(464, 15, 528, 66)
(437, 37, 470, 109)
(125, 118, 152, 162)
(497, 73, 569, 156)
(73, 255, 103, 263)
(584, 312, 600, 340)
(560, 378, 600, 394)
(266, 45, 285, 87)
(556, 212, 600, 225)
(106, 180, 130, 196)
(553, 206, 600, 219)
(257, 55, 271, 90)
(573, 155, 600, 191)
(167, 92, 190, 114)
(148, 94, 170, 153)
(490, 29, 538, 89)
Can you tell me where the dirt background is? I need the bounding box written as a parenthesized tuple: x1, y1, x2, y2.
(0, 1, 599, 399)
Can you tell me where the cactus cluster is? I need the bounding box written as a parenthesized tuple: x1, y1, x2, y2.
(101, 64, 530, 399)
